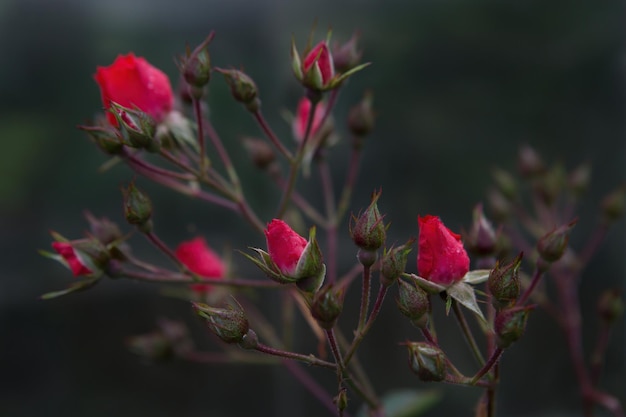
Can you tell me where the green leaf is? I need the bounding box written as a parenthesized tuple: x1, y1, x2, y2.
(462, 269, 491, 285)
(357, 389, 441, 417)
(446, 282, 486, 322)
(40, 278, 100, 300)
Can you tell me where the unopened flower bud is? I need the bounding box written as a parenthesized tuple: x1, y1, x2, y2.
(350, 190, 386, 252)
(78, 124, 125, 155)
(407, 342, 447, 382)
(242, 137, 276, 170)
(517, 144, 545, 178)
(397, 279, 430, 328)
(597, 289, 623, 324)
(492, 168, 517, 201)
(488, 254, 522, 309)
(193, 301, 249, 344)
(381, 239, 414, 286)
(348, 91, 375, 138)
(537, 220, 576, 263)
(601, 185, 626, 223)
(217, 68, 260, 112)
(487, 189, 512, 222)
(110, 102, 159, 152)
(466, 204, 497, 256)
(85, 211, 124, 245)
(122, 182, 153, 230)
(179, 34, 213, 89)
(568, 162, 592, 197)
(495, 306, 533, 348)
(334, 388, 349, 413)
(311, 284, 345, 329)
(332, 32, 363, 73)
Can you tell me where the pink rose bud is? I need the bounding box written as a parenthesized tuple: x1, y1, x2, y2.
(303, 41, 335, 88)
(292, 97, 326, 142)
(264, 219, 308, 276)
(52, 242, 93, 276)
(95, 53, 174, 127)
(417, 215, 470, 286)
(175, 237, 225, 293)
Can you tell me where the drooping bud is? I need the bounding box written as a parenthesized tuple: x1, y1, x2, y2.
(332, 32, 363, 73)
(406, 342, 447, 382)
(110, 102, 159, 152)
(465, 204, 497, 257)
(517, 144, 545, 178)
(216, 68, 260, 112)
(381, 239, 415, 286)
(78, 124, 125, 155)
(311, 284, 345, 329)
(193, 300, 250, 344)
(492, 168, 517, 201)
(396, 279, 430, 328)
(348, 91, 375, 138)
(122, 182, 153, 232)
(597, 289, 624, 324)
(178, 33, 213, 90)
(494, 306, 534, 348)
(242, 137, 276, 170)
(568, 162, 592, 197)
(487, 254, 522, 309)
(350, 190, 386, 253)
(601, 185, 626, 223)
(537, 220, 577, 263)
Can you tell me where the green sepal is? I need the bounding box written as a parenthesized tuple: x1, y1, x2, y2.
(40, 278, 100, 300)
(446, 282, 486, 323)
(240, 248, 295, 284)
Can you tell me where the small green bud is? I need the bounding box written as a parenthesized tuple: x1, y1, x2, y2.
(178, 34, 213, 89)
(397, 279, 430, 328)
(537, 220, 576, 263)
(601, 185, 626, 223)
(488, 253, 522, 309)
(407, 342, 447, 382)
(348, 91, 375, 137)
(381, 239, 415, 286)
(193, 301, 250, 344)
(492, 168, 517, 201)
(122, 182, 153, 229)
(78, 124, 125, 155)
(110, 103, 159, 152)
(350, 190, 386, 252)
(334, 387, 349, 413)
(597, 289, 624, 324)
(517, 144, 545, 178)
(466, 204, 497, 256)
(494, 306, 533, 348)
(311, 284, 345, 329)
(216, 68, 260, 112)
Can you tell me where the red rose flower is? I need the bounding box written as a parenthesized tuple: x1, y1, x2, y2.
(52, 242, 93, 277)
(303, 41, 335, 86)
(175, 237, 225, 293)
(265, 219, 308, 276)
(292, 97, 326, 142)
(417, 215, 470, 286)
(95, 53, 174, 126)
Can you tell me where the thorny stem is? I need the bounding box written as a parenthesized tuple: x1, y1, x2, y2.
(357, 263, 372, 331)
(451, 300, 486, 367)
(254, 343, 337, 370)
(252, 110, 293, 160)
(344, 284, 388, 366)
(420, 326, 438, 345)
(471, 348, 503, 385)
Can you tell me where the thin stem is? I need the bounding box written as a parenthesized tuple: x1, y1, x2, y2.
(252, 110, 293, 160)
(357, 264, 372, 330)
(192, 97, 208, 174)
(124, 152, 195, 181)
(590, 321, 611, 385)
(579, 223, 609, 266)
(144, 231, 188, 271)
(420, 326, 438, 345)
(518, 266, 545, 305)
(344, 284, 388, 366)
(487, 364, 499, 417)
(254, 343, 337, 370)
(159, 148, 201, 177)
(179, 350, 276, 365)
(276, 97, 319, 218)
(319, 158, 338, 283)
(121, 269, 283, 289)
(237, 198, 265, 234)
(203, 115, 240, 189)
(282, 360, 348, 417)
(452, 300, 486, 366)
(337, 145, 363, 219)
(325, 328, 346, 370)
(471, 348, 503, 384)
(270, 171, 328, 226)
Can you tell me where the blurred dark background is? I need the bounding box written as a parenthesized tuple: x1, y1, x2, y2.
(0, 0, 624, 416)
